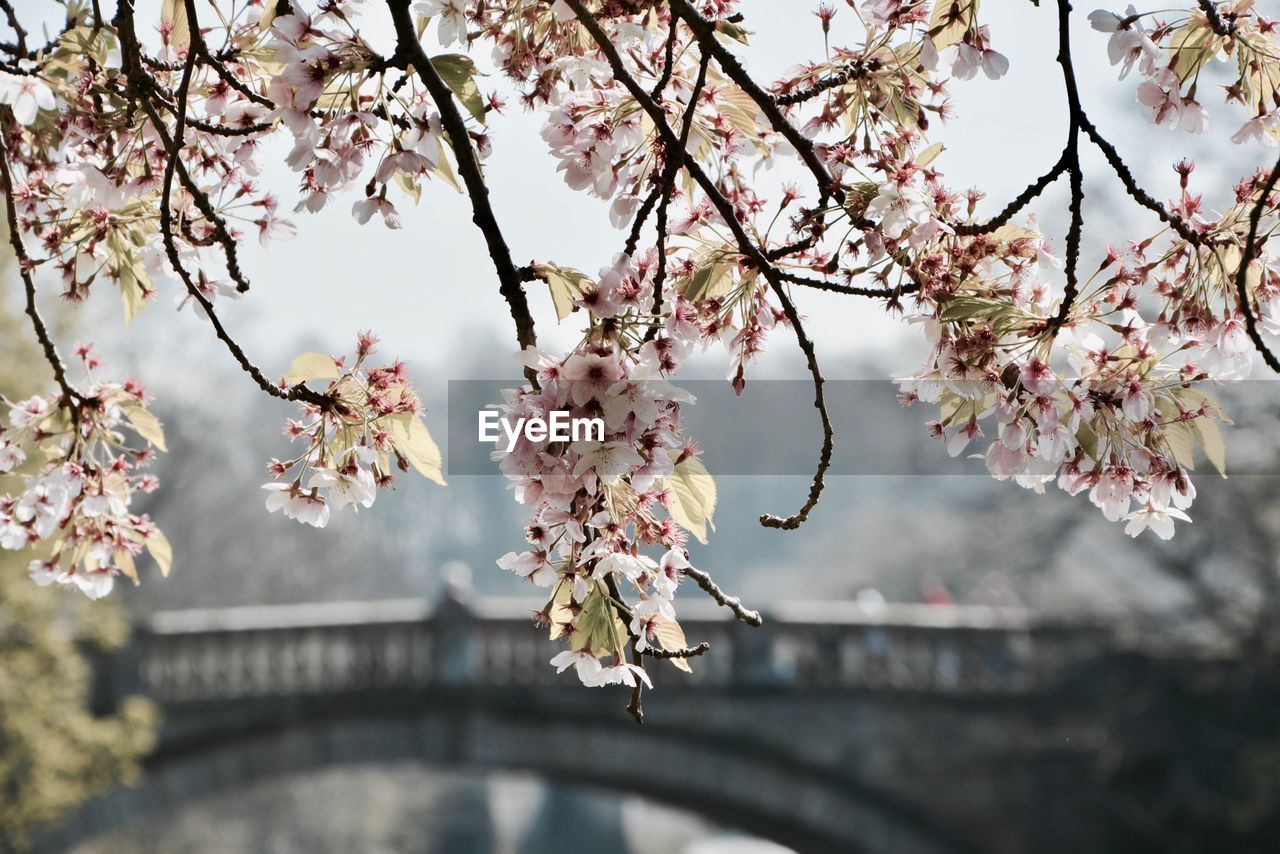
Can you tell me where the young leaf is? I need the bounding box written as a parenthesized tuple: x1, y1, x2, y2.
(386, 412, 447, 485)
(573, 586, 621, 656)
(431, 54, 487, 125)
(540, 264, 593, 321)
(679, 260, 734, 302)
(929, 0, 980, 50)
(121, 403, 168, 452)
(283, 352, 340, 384)
(652, 614, 693, 674)
(118, 260, 148, 326)
(148, 529, 174, 577)
(916, 142, 945, 168)
(115, 548, 139, 584)
(1190, 418, 1227, 477)
(665, 455, 717, 544)
(1163, 422, 1196, 472)
(161, 0, 190, 50)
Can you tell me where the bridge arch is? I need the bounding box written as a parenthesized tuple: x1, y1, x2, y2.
(44, 597, 1101, 853)
(43, 700, 974, 854)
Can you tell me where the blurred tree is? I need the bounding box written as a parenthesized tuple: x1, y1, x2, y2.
(0, 279, 157, 852)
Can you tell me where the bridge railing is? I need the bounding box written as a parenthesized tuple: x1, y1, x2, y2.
(115, 596, 1104, 705)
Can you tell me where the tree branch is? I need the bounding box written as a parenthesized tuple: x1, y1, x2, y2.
(386, 0, 538, 362)
(562, 0, 834, 530)
(1233, 157, 1280, 373)
(683, 566, 762, 626)
(138, 0, 327, 408)
(642, 641, 710, 659)
(0, 125, 81, 413)
(668, 0, 834, 200)
(1197, 0, 1238, 37)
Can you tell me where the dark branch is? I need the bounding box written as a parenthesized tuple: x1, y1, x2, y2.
(774, 62, 867, 106)
(387, 0, 538, 366)
(1233, 158, 1280, 374)
(952, 152, 1069, 236)
(0, 123, 81, 413)
(563, 0, 834, 531)
(1197, 0, 1238, 37)
(642, 641, 711, 659)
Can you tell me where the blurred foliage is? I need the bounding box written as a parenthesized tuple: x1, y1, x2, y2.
(0, 281, 157, 851)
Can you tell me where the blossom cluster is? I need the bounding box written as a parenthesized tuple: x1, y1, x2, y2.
(263, 334, 446, 529)
(0, 348, 170, 599)
(492, 254, 716, 686)
(1089, 5, 1280, 141)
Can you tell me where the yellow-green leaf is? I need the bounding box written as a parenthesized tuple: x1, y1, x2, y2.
(679, 260, 735, 302)
(119, 260, 148, 326)
(259, 0, 281, 32)
(162, 0, 190, 50)
(652, 613, 693, 673)
(929, 0, 979, 50)
(386, 412, 446, 485)
(431, 54, 487, 125)
(540, 264, 593, 321)
(121, 403, 168, 452)
(916, 142, 945, 168)
(1164, 421, 1196, 472)
(148, 529, 173, 577)
(572, 586, 625, 657)
(665, 454, 717, 544)
(283, 351, 340, 384)
(1190, 417, 1227, 476)
(115, 548, 139, 584)
(432, 138, 462, 193)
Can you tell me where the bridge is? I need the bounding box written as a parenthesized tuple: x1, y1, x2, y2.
(44, 594, 1115, 854)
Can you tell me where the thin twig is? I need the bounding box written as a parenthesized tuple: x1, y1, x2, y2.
(668, 0, 834, 199)
(143, 0, 326, 407)
(0, 124, 81, 412)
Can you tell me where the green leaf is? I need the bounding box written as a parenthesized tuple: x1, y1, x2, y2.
(1164, 422, 1196, 472)
(121, 402, 167, 452)
(1075, 420, 1098, 460)
(1168, 21, 1221, 84)
(431, 54, 487, 125)
(547, 579, 574, 640)
(714, 19, 751, 44)
(665, 455, 717, 544)
(283, 352, 340, 384)
(259, 0, 281, 32)
(386, 412, 446, 485)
